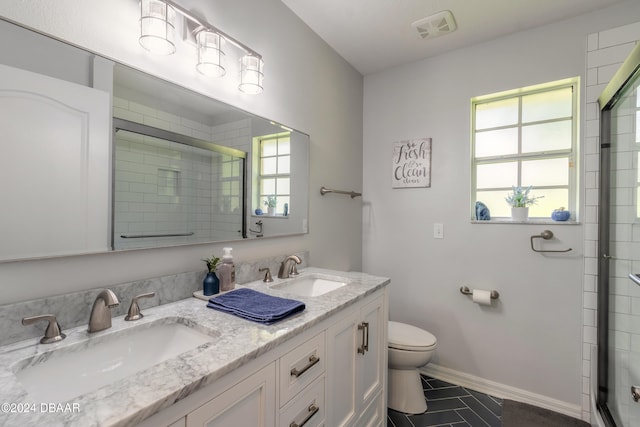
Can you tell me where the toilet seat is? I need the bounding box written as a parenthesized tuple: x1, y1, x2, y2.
(388, 321, 437, 351)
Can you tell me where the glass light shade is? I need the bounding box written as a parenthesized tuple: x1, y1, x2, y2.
(139, 0, 176, 55)
(239, 55, 264, 94)
(196, 31, 226, 77)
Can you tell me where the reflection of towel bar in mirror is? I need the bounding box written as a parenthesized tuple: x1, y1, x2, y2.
(121, 232, 194, 239)
(320, 186, 362, 198)
(460, 286, 500, 299)
(530, 230, 572, 253)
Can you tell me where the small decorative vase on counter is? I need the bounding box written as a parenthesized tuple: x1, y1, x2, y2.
(203, 272, 220, 296)
(511, 207, 529, 221)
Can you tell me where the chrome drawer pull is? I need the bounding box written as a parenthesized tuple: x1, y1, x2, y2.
(357, 321, 369, 354)
(290, 354, 320, 377)
(290, 402, 319, 427)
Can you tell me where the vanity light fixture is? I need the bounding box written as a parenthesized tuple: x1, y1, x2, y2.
(138, 0, 264, 93)
(238, 54, 264, 94)
(139, 0, 176, 55)
(196, 30, 226, 77)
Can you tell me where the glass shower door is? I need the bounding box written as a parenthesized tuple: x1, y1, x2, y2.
(598, 43, 640, 427)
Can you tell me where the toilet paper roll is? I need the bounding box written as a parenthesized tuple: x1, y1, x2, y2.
(472, 289, 492, 306)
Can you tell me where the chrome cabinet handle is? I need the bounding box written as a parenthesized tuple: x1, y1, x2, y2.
(22, 314, 66, 344)
(632, 386, 640, 402)
(289, 402, 319, 427)
(357, 321, 369, 354)
(290, 354, 320, 378)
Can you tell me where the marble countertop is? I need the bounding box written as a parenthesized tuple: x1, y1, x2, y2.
(0, 268, 389, 427)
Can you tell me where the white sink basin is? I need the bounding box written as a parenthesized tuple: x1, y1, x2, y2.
(273, 276, 347, 297)
(14, 319, 215, 402)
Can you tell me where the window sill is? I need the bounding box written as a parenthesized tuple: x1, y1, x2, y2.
(471, 219, 580, 225)
(251, 214, 289, 220)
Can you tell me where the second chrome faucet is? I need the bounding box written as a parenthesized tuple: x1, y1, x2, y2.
(88, 289, 119, 333)
(278, 255, 302, 279)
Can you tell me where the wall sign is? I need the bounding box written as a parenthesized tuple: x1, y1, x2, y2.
(392, 138, 431, 188)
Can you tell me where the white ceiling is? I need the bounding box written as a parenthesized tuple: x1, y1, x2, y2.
(281, 0, 627, 75)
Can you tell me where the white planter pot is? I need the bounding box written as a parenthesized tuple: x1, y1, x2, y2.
(267, 207, 276, 216)
(511, 207, 529, 221)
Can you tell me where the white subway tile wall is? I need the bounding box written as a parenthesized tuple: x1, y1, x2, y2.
(583, 21, 640, 422)
(113, 97, 250, 249)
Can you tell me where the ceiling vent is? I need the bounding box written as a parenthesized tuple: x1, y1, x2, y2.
(411, 10, 457, 40)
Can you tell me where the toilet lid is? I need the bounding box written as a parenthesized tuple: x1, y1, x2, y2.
(388, 321, 437, 351)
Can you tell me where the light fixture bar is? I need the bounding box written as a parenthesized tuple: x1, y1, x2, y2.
(163, 0, 261, 60)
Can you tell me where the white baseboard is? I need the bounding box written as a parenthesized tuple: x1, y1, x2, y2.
(420, 364, 583, 420)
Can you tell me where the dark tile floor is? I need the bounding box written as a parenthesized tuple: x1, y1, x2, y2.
(387, 375, 503, 427)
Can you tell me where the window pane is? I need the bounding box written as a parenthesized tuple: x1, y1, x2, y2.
(261, 157, 277, 175)
(522, 87, 572, 122)
(522, 158, 569, 186)
(476, 191, 510, 217)
(476, 162, 517, 189)
(278, 139, 290, 155)
(261, 178, 275, 195)
(522, 120, 571, 153)
(277, 177, 290, 194)
(261, 140, 277, 156)
(278, 155, 290, 174)
(475, 128, 518, 157)
(527, 189, 568, 217)
(475, 98, 518, 130)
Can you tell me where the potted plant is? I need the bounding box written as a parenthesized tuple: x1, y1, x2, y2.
(202, 255, 221, 296)
(264, 195, 277, 216)
(505, 185, 543, 221)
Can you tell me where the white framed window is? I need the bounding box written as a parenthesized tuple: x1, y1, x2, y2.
(471, 78, 579, 221)
(254, 133, 291, 215)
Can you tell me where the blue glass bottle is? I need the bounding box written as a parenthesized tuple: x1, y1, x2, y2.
(203, 272, 220, 296)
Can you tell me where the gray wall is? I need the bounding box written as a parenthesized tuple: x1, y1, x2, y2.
(362, 0, 640, 414)
(0, 0, 363, 304)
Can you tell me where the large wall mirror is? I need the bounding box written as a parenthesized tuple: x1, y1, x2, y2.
(0, 18, 309, 261)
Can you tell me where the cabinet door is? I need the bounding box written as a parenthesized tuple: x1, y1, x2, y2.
(186, 363, 276, 427)
(325, 310, 359, 427)
(356, 296, 385, 409)
(0, 63, 110, 260)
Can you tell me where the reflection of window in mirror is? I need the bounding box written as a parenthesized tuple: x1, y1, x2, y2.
(254, 133, 291, 216)
(220, 154, 243, 214)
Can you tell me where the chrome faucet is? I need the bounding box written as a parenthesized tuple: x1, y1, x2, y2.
(278, 255, 302, 279)
(88, 289, 119, 333)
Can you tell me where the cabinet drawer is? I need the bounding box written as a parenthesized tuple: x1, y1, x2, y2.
(279, 375, 325, 427)
(279, 331, 325, 405)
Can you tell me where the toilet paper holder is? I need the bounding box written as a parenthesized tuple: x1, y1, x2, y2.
(460, 286, 500, 300)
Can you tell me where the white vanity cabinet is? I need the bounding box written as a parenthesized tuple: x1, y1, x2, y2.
(325, 293, 386, 427)
(186, 363, 276, 427)
(138, 287, 388, 427)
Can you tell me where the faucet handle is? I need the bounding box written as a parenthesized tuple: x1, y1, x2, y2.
(259, 267, 273, 282)
(125, 292, 156, 321)
(22, 314, 66, 344)
(289, 263, 300, 277)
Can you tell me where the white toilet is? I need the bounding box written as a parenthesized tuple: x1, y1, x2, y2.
(387, 321, 437, 414)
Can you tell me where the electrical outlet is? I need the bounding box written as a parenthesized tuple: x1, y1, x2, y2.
(433, 223, 444, 239)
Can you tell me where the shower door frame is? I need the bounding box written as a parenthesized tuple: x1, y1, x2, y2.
(597, 42, 640, 427)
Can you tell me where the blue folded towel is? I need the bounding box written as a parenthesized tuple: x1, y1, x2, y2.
(207, 288, 305, 324)
(475, 201, 491, 220)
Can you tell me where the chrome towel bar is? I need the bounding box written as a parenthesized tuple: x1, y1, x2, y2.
(530, 230, 572, 253)
(120, 232, 194, 239)
(320, 186, 362, 198)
